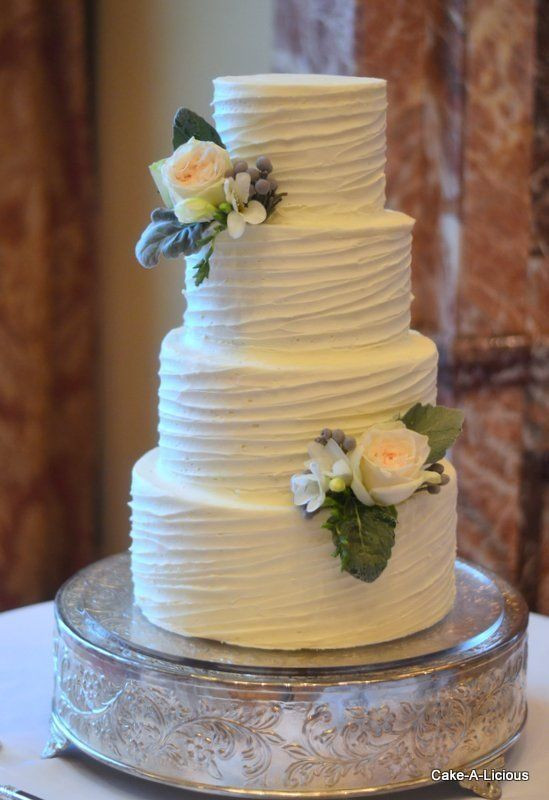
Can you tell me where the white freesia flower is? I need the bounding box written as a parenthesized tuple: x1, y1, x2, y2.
(291, 439, 353, 513)
(223, 172, 267, 238)
(350, 423, 433, 506)
(158, 137, 232, 207)
(173, 196, 216, 224)
(290, 462, 330, 514)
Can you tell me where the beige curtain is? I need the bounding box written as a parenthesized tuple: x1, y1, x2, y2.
(274, 0, 549, 611)
(0, 0, 96, 608)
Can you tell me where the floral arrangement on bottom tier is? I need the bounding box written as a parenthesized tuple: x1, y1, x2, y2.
(135, 107, 285, 285)
(291, 403, 464, 583)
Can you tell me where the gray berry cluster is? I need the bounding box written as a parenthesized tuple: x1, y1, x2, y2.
(315, 427, 356, 454)
(224, 155, 284, 214)
(422, 462, 451, 494)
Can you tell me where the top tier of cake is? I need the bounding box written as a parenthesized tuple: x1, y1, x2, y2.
(213, 74, 387, 218)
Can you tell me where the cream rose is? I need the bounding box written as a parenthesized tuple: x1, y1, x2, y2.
(350, 422, 433, 506)
(158, 137, 232, 207)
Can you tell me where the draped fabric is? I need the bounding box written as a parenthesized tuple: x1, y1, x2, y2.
(0, 0, 96, 608)
(275, 0, 549, 612)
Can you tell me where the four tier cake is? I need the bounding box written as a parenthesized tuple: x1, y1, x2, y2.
(130, 75, 462, 650)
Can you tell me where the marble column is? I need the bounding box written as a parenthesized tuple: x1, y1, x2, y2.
(274, 0, 548, 611)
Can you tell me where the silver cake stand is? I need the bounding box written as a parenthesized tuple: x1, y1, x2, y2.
(43, 554, 527, 799)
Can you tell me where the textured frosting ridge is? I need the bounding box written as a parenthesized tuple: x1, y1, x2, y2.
(213, 74, 387, 218)
(185, 211, 414, 351)
(131, 452, 457, 650)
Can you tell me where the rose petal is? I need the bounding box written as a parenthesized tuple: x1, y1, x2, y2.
(226, 211, 246, 239)
(241, 199, 267, 225)
(370, 477, 424, 506)
(361, 458, 418, 487)
(148, 159, 173, 207)
(351, 476, 374, 506)
(173, 197, 216, 224)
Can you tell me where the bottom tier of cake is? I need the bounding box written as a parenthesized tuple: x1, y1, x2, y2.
(130, 449, 457, 650)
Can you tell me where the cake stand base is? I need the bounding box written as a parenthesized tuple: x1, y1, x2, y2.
(44, 554, 528, 798)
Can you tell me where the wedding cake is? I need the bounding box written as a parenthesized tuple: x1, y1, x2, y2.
(130, 74, 463, 650)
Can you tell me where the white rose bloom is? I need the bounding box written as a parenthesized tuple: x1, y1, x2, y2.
(158, 137, 232, 207)
(350, 423, 432, 506)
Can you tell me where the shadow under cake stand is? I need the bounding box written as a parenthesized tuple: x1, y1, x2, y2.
(43, 553, 527, 799)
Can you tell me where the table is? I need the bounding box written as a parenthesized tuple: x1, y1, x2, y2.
(0, 602, 547, 800)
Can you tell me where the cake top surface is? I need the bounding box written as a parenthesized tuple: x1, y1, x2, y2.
(213, 73, 386, 95)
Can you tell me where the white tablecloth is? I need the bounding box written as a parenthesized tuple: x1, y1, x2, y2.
(0, 602, 547, 800)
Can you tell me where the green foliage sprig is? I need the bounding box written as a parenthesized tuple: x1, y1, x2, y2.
(401, 403, 464, 463)
(322, 489, 397, 582)
(172, 108, 225, 150)
(136, 109, 285, 284)
(294, 403, 464, 584)
(191, 220, 227, 286)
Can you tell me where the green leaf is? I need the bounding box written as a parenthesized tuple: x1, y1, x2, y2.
(191, 221, 226, 286)
(172, 108, 225, 150)
(193, 245, 214, 286)
(322, 490, 397, 583)
(401, 403, 464, 463)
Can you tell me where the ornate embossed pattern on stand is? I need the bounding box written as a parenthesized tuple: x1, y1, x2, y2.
(46, 554, 528, 796)
(51, 634, 526, 793)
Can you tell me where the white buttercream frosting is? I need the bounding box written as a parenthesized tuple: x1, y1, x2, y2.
(129, 74, 459, 650)
(131, 452, 457, 650)
(184, 211, 414, 351)
(213, 74, 387, 219)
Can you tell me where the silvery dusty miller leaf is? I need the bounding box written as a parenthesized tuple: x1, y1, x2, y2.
(135, 209, 208, 268)
(401, 403, 464, 463)
(172, 108, 225, 150)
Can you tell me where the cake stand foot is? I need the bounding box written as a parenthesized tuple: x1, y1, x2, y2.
(42, 718, 70, 759)
(459, 755, 505, 799)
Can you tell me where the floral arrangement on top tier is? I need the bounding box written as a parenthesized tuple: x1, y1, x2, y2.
(291, 403, 464, 583)
(135, 108, 285, 285)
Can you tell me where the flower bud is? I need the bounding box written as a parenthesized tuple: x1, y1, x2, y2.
(173, 196, 216, 224)
(422, 471, 442, 485)
(329, 477, 346, 493)
(218, 201, 232, 214)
